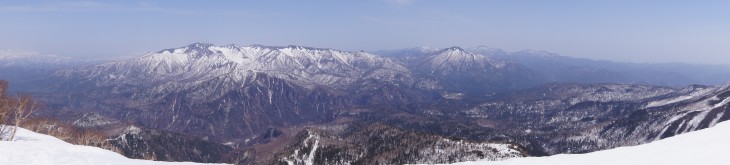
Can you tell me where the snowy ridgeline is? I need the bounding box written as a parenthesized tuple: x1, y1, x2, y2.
(0, 126, 229, 165)
(450, 121, 730, 165)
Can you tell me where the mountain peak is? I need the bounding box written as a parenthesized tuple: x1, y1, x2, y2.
(422, 46, 506, 73)
(434, 47, 469, 55)
(154, 43, 214, 54)
(248, 44, 335, 52)
(282, 45, 334, 51)
(185, 42, 215, 50)
(188, 42, 214, 47)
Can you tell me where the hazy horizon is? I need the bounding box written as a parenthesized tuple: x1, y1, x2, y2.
(1, 0, 729, 65)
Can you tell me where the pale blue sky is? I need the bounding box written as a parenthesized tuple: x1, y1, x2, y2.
(1, 0, 729, 64)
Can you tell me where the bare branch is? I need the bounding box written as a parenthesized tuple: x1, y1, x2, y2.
(7, 95, 39, 141)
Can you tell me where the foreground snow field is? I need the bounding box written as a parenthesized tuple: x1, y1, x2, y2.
(0, 127, 228, 165)
(453, 121, 730, 165)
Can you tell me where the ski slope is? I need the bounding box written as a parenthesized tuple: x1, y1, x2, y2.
(0, 127, 228, 165)
(453, 121, 730, 165)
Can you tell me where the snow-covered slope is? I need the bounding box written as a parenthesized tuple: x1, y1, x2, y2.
(0, 127, 228, 165)
(452, 120, 730, 165)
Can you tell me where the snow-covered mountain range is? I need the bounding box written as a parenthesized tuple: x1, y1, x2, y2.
(68, 43, 411, 90)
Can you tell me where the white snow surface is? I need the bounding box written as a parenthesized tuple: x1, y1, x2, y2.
(0, 126, 228, 165)
(451, 121, 730, 165)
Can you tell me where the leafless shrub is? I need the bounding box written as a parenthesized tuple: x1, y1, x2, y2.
(6, 95, 38, 141)
(0, 80, 39, 141)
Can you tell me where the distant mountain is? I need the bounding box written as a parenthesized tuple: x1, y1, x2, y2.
(375, 46, 730, 88)
(475, 48, 730, 86)
(377, 46, 541, 97)
(0, 50, 138, 92)
(421, 47, 504, 74)
(0, 50, 92, 91)
(0, 50, 75, 68)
